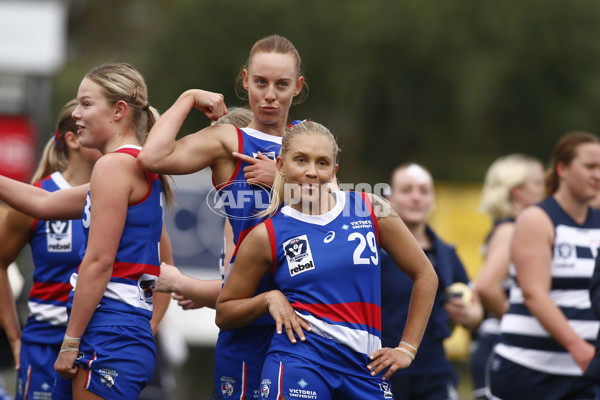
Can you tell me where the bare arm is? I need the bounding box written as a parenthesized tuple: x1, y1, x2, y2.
(474, 223, 514, 319)
(155, 263, 222, 309)
(150, 226, 174, 334)
(215, 224, 309, 343)
(513, 207, 594, 371)
(366, 194, 438, 380)
(0, 208, 34, 370)
(138, 90, 233, 177)
(0, 175, 88, 220)
(54, 155, 132, 378)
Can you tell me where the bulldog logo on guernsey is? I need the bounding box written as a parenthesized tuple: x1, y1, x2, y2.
(283, 235, 316, 277)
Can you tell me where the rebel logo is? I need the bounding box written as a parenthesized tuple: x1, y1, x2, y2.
(283, 235, 316, 277)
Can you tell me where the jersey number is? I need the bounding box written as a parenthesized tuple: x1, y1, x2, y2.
(348, 231, 378, 265)
(82, 194, 91, 228)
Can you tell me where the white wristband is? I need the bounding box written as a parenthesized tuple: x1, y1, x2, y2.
(395, 346, 416, 360)
(400, 340, 418, 352)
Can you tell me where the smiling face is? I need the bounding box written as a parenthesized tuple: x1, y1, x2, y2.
(243, 52, 304, 132)
(72, 78, 116, 153)
(276, 133, 338, 213)
(388, 164, 434, 227)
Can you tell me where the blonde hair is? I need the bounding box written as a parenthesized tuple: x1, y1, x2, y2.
(262, 121, 339, 217)
(211, 107, 253, 127)
(85, 63, 172, 206)
(236, 34, 308, 104)
(31, 99, 78, 183)
(479, 154, 542, 220)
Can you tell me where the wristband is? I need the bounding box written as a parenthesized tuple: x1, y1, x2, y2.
(60, 335, 81, 353)
(400, 340, 418, 352)
(395, 346, 416, 360)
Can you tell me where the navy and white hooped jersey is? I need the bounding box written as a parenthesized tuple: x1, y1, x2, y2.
(70, 145, 163, 326)
(21, 172, 85, 346)
(497, 196, 600, 375)
(265, 191, 382, 371)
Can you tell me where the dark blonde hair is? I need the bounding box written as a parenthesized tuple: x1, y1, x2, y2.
(31, 99, 78, 183)
(545, 131, 600, 196)
(211, 107, 253, 127)
(262, 121, 339, 217)
(236, 34, 308, 104)
(85, 63, 172, 205)
(480, 154, 542, 220)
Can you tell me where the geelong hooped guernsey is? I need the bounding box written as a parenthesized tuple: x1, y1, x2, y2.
(22, 172, 85, 346)
(69, 145, 163, 326)
(265, 191, 382, 373)
(497, 196, 600, 375)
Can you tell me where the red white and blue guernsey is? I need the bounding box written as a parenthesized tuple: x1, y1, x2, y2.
(22, 171, 85, 345)
(69, 145, 163, 326)
(214, 127, 282, 400)
(265, 191, 383, 373)
(217, 127, 281, 254)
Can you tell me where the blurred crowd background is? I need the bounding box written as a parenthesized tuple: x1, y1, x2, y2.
(2, 0, 600, 398)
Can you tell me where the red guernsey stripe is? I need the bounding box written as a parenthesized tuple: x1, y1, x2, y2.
(30, 282, 72, 302)
(264, 219, 277, 274)
(112, 262, 160, 280)
(359, 192, 379, 246)
(291, 301, 381, 331)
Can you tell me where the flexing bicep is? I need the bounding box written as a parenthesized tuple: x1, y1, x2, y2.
(218, 223, 273, 302)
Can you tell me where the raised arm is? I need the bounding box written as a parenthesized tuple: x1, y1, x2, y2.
(513, 207, 594, 371)
(0, 208, 32, 370)
(138, 89, 234, 177)
(0, 175, 87, 220)
(366, 194, 438, 380)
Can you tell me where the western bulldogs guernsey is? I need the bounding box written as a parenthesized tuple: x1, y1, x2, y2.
(218, 127, 281, 250)
(264, 191, 382, 373)
(496, 196, 600, 375)
(22, 171, 85, 346)
(69, 145, 163, 325)
(219, 127, 282, 316)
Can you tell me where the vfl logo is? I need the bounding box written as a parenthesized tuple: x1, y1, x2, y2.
(380, 381, 393, 399)
(46, 220, 72, 252)
(556, 243, 573, 259)
(283, 235, 315, 277)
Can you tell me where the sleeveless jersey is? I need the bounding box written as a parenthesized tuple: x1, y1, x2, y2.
(265, 191, 382, 374)
(216, 127, 281, 250)
(219, 127, 282, 324)
(21, 172, 85, 346)
(69, 145, 163, 326)
(497, 196, 600, 375)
